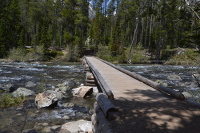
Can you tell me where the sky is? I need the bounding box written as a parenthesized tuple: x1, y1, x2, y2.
(89, 0, 112, 8)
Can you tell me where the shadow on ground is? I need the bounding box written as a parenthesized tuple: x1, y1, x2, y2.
(109, 89, 200, 133)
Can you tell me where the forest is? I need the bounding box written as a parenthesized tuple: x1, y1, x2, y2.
(0, 0, 200, 63)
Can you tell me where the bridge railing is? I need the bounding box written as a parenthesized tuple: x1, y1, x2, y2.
(83, 56, 114, 99)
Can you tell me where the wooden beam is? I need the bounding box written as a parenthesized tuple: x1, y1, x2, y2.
(96, 93, 118, 121)
(94, 102, 113, 133)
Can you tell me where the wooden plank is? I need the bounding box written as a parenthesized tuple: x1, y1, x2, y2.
(85, 82, 96, 86)
(86, 79, 96, 83)
(97, 57, 185, 100)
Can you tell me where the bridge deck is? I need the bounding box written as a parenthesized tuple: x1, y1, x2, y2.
(86, 57, 200, 133)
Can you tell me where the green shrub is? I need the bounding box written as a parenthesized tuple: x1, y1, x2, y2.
(34, 45, 44, 61)
(130, 53, 145, 63)
(45, 50, 58, 58)
(8, 45, 45, 62)
(8, 47, 26, 62)
(117, 54, 127, 63)
(57, 51, 64, 56)
(166, 48, 200, 65)
(63, 46, 80, 62)
(96, 45, 114, 61)
(0, 93, 25, 107)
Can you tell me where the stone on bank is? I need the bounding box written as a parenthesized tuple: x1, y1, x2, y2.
(59, 119, 92, 133)
(12, 87, 35, 97)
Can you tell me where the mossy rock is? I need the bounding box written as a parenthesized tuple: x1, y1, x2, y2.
(155, 80, 168, 87)
(167, 75, 182, 81)
(0, 93, 25, 107)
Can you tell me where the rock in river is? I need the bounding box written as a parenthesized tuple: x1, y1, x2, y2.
(155, 80, 168, 87)
(72, 86, 93, 98)
(0, 84, 17, 92)
(12, 87, 35, 97)
(167, 75, 182, 81)
(25, 81, 37, 88)
(35, 90, 66, 108)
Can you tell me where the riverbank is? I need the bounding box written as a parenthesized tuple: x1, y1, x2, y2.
(97, 47, 200, 66)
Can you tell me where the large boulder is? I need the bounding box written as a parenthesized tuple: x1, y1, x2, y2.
(167, 75, 182, 81)
(35, 90, 66, 108)
(72, 86, 93, 98)
(12, 87, 35, 97)
(59, 119, 92, 133)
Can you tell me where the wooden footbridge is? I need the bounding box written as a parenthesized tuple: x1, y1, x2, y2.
(83, 56, 200, 133)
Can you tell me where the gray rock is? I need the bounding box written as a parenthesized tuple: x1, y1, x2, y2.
(62, 103, 75, 108)
(34, 123, 49, 130)
(193, 74, 200, 80)
(0, 84, 16, 92)
(182, 91, 193, 98)
(28, 112, 36, 118)
(57, 80, 77, 91)
(67, 80, 77, 90)
(26, 81, 36, 88)
(41, 126, 51, 133)
(35, 90, 66, 108)
(59, 119, 92, 133)
(57, 82, 67, 92)
(190, 82, 198, 88)
(167, 75, 182, 81)
(12, 87, 35, 97)
(51, 125, 61, 130)
(92, 87, 99, 95)
(62, 115, 71, 120)
(22, 129, 37, 133)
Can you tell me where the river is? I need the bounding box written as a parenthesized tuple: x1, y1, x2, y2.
(0, 61, 199, 132)
(0, 61, 94, 133)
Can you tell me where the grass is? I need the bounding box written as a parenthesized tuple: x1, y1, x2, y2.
(8, 45, 66, 62)
(8, 46, 45, 62)
(165, 48, 200, 65)
(0, 93, 25, 107)
(96, 45, 149, 64)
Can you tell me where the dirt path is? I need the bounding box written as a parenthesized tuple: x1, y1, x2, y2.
(86, 57, 200, 133)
